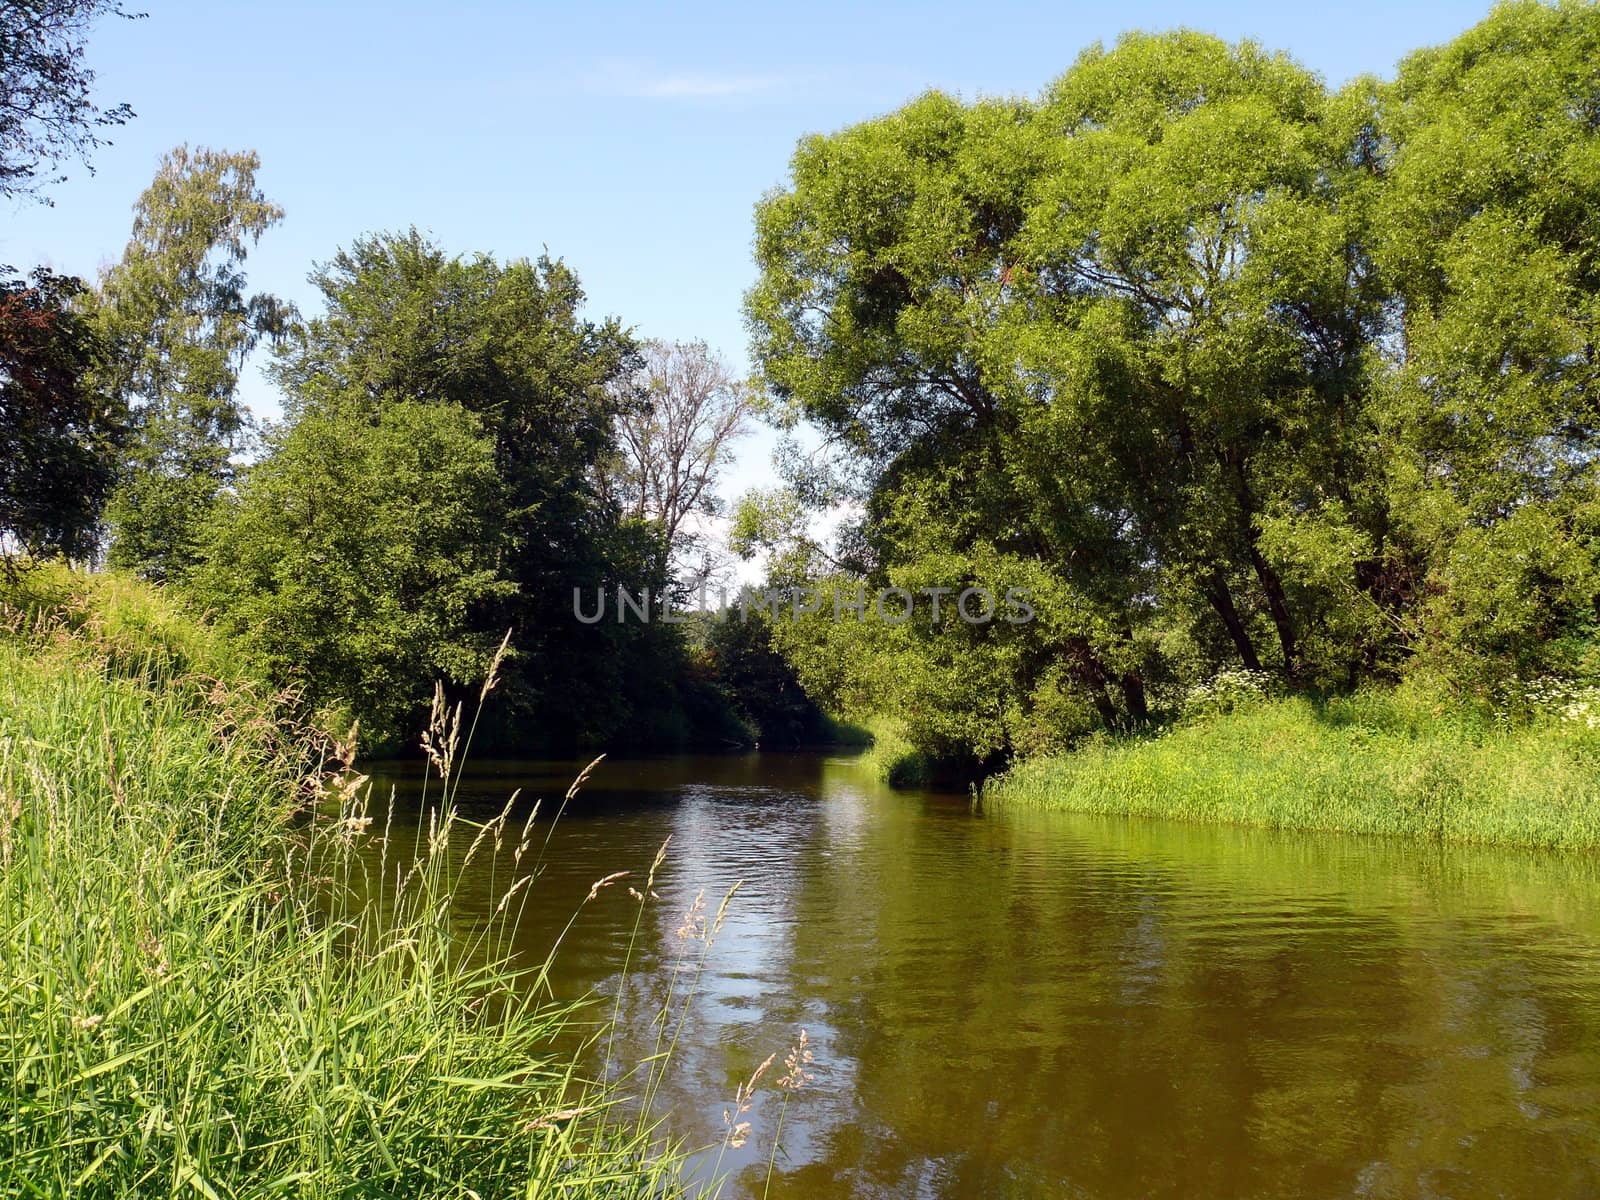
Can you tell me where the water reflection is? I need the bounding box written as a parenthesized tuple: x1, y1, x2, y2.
(365, 752, 1600, 1199)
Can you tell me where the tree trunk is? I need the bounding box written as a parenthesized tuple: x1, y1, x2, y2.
(1113, 626, 1149, 725)
(1202, 571, 1263, 672)
(1119, 672, 1149, 724)
(1247, 543, 1299, 678)
(1067, 635, 1122, 728)
(1222, 450, 1299, 678)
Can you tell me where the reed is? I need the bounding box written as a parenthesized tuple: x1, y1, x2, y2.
(856, 716, 936, 788)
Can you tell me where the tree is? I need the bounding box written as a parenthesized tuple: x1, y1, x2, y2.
(96, 146, 290, 581)
(746, 33, 1380, 763)
(225, 232, 768, 751)
(702, 611, 829, 747)
(1369, 0, 1600, 694)
(0, 0, 138, 199)
(746, 7, 1600, 770)
(605, 339, 754, 581)
(188, 402, 514, 748)
(1018, 35, 1384, 684)
(261, 230, 691, 749)
(0, 268, 120, 558)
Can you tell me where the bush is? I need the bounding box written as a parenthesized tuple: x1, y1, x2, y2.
(1180, 668, 1280, 721)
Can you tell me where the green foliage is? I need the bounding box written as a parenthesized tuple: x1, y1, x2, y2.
(0, 603, 693, 1197)
(1372, 0, 1600, 698)
(0, 560, 253, 689)
(270, 229, 647, 750)
(764, 559, 1076, 777)
(96, 146, 290, 582)
(0, 0, 137, 200)
(190, 229, 753, 753)
(700, 612, 831, 747)
(745, 7, 1600, 776)
(188, 402, 514, 748)
(728, 487, 815, 579)
(0, 269, 121, 558)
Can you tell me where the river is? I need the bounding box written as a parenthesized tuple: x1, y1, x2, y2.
(366, 750, 1600, 1199)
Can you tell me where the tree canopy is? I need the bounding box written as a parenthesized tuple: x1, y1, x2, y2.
(96, 146, 289, 582)
(605, 339, 755, 583)
(0, 269, 120, 558)
(746, 2, 1600, 772)
(192, 230, 751, 752)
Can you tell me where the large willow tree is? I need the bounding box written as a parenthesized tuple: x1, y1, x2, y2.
(1371, 0, 1600, 689)
(746, 2, 1600, 768)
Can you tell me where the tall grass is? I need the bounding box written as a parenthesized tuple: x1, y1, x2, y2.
(986, 689, 1600, 851)
(1, 560, 255, 688)
(855, 716, 937, 788)
(0, 579, 698, 1197)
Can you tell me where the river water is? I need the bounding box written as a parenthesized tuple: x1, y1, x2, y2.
(367, 750, 1600, 1199)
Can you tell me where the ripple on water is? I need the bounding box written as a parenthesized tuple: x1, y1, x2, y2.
(364, 753, 1600, 1200)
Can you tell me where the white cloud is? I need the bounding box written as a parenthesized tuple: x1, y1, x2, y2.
(630, 72, 785, 99)
(576, 59, 804, 102)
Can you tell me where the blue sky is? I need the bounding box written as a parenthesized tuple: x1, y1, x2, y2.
(3, 0, 1494, 499)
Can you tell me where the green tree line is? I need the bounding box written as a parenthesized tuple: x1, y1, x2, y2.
(10, 1, 1600, 768)
(2, 83, 812, 752)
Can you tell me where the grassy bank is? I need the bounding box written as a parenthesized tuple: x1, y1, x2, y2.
(0, 572, 690, 1197)
(985, 690, 1600, 851)
(853, 716, 939, 788)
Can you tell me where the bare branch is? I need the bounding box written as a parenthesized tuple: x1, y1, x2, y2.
(604, 340, 755, 581)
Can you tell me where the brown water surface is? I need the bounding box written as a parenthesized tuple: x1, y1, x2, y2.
(367, 751, 1600, 1199)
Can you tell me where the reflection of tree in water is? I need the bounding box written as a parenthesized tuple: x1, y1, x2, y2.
(361, 754, 1600, 1200)
(769, 764, 1600, 1200)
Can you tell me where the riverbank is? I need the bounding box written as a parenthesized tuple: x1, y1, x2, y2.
(985, 690, 1600, 851)
(0, 570, 687, 1197)
(855, 716, 938, 788)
